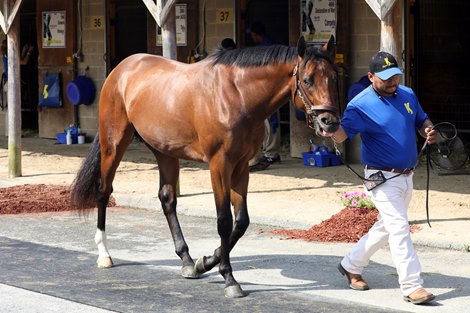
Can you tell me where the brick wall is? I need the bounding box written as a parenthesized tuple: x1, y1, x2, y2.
(75, 0, 107, 138)
(348, 0, 380, 86)
(199, 0, 236, 56)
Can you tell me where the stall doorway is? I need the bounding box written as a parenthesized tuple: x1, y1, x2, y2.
(406, 0, 470, 134)
(20, 0, 39, 132)
(243, 0, 290, 145)
(106, 0, 148, 73)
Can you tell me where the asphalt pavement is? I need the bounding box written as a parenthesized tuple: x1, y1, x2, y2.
(1, 208, 469, 313)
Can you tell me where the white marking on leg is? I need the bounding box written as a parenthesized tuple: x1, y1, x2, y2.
(94, 229, 110, 258)
(94, 229, 113, 267)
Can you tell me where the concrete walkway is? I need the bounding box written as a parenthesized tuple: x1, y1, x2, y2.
(1, 136, 469, 250)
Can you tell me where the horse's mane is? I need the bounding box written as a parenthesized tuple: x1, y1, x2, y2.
(209, 45, 297, 67)
(208, 44, 331, 68)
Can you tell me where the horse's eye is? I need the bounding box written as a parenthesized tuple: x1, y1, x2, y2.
(302, 77, 313, 86)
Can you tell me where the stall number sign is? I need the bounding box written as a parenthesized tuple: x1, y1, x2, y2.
(156, 4, 187, 46)
(42, 11, 66, 48)
(216, 8, 234, 24)
(90, 16, 104, 30)
(301, 0, 336, 44)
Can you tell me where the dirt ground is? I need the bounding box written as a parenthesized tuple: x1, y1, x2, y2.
(0, 136, 469, 242)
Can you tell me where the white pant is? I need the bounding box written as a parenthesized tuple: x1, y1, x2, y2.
(341, 169, 424, 296)
(249, 112, 281, 166)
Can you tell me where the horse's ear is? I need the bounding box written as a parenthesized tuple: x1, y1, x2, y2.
(322, 35, 336, 61)
(297, 36, 306, 58)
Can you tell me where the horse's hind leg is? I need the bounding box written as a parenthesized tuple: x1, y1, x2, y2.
(95, 125, 135, 268)
(149, 148, 198, 278)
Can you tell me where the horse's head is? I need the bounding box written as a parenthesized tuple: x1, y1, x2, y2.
(292, 35, 340, 136)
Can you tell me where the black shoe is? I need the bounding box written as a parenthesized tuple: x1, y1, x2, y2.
(260, 155, 281, 164)
(249, 162, 270, 172)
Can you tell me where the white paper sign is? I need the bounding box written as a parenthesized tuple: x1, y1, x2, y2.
(301, 0, 336, 44)
(42, 11, 66, 48)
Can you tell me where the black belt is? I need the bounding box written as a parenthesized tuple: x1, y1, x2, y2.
(365, 165, 414, 175)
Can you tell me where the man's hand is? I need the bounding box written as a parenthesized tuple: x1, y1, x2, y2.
(321, 126, 347, 143)
(424, 126, 437, 145)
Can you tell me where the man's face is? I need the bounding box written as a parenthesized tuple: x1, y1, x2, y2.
(368, 72, 400, 97)
(250, 32, 262, 45)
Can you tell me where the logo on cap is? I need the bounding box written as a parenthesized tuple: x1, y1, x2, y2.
(383, 57, 395, 69)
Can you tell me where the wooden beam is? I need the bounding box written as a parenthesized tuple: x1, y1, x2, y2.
(0, 0, 23, 34)
(160, 0, 176, 26)
(142, 0, 177, 60)
(365, 0, 397, 20)
(142, 0, 175, 27)
(142, 0, 161, 26)
(6, 0, 23, 33)
(6, 0, 22, 177)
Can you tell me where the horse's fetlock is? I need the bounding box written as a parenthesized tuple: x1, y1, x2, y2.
(218, 263, 232, 277)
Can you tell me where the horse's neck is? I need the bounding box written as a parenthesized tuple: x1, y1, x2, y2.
(242, 64, 293, 118)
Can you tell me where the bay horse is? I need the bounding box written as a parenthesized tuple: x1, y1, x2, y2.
(71, 36, 340, 298)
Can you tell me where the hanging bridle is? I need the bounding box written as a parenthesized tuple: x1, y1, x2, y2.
(292, 62, 340, 135)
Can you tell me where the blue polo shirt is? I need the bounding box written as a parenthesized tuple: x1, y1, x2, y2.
(341, 85, 428, 170)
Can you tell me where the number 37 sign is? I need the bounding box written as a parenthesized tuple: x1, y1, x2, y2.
(216, 8, 234, 24)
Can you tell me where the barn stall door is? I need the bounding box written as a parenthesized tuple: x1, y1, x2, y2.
(36, 0, 76, 138)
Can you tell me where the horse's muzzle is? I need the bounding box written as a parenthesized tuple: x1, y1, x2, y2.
(315, 113, 340, 135)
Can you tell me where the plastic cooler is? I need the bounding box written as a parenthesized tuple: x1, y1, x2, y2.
(56, 133, 78, 144)
(302, 146, 342, 167)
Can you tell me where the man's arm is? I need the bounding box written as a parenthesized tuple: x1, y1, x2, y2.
(323, 125, 348, 143)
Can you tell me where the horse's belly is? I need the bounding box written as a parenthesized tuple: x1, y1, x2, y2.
(136, 125, 207, 163)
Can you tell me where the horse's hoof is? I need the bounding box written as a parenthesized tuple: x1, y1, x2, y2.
(195, 257, 207, 275)
(182, 265, 199, 279)
(96, 256, 113, 268)
(224, 285, 247, 298)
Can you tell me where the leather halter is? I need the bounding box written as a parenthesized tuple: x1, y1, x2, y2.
(292, 62, 340, 133)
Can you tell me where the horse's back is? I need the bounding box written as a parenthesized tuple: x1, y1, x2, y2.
(101, 54, 204, 111)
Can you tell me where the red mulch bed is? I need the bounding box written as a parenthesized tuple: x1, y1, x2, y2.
(0, 184, 115, 214)
(1, 185, 420, 243)
(270, 207, 421, 243)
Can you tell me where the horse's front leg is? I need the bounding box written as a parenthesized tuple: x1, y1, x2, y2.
(195, 162, 250, 276)
(205, 158, 247, 298)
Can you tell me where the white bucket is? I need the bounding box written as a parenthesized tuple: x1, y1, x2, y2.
(78, 135, 85, 144)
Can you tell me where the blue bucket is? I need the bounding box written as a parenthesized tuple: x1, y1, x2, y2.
(66, 75, 96, 106)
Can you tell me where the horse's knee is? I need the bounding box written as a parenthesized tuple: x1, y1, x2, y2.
(159, 184, 176, 214)
(234, 212, 250, 234)
(217, 212, 233, 238)
(233, 222, 249, 238)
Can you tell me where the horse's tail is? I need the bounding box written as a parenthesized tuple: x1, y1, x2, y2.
(70, 133, 101, 211)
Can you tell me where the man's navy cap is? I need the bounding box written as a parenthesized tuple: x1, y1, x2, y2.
(369, 51, 402, 80)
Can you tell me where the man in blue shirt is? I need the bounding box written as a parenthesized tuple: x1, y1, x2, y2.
(324, 51, 437, 305)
